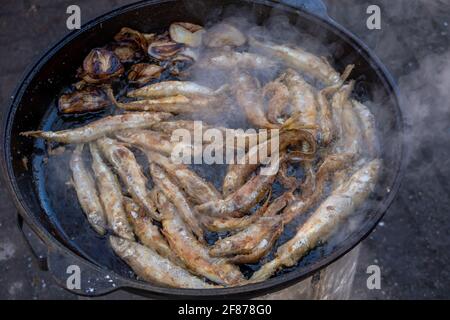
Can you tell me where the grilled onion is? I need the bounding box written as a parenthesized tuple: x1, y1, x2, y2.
(203, 23, 246, 47)
(169, 22, 205, 47)
(58, 87, 110, 114)
(114, 27, 152, 52)
(128, 63, 164, 84)
(80, 48, 124, 83)
(113, 43, 146, 63)
(148, 40, 183, 60)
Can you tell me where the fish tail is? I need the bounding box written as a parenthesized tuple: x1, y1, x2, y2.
(105, 86, 128, 109)
(214, 84, 230, 96)
(341, 64, 355, 82)
(20, 130, 44, 138)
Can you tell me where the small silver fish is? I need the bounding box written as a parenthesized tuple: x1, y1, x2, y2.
(21, 112, 172, 143)
(69, 144, 107, 235)
(97, 137, 159, 220)
(251, 159, 381, 282)
(109, 236, 214, 289)
(90, 143, 134, 240)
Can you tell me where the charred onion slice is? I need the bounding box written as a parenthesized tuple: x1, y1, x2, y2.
(114, 27, 151, 52)
(173, 47, 199, 62)
(128, 63, 164, 84)
(169, 22, 205, 47)
(168, 48, 198, 77)
(81, 48, 124, 83)
(155, 31, 170, 42)
(113, 43, 144, 63)
(58, 87, 110, 114)
(148, 40, 184, 60)
(203, 23, 246, 47)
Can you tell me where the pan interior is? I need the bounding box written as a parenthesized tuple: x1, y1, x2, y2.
(6, 0, 402, 291)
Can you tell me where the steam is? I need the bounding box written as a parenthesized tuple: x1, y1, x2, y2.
(187, 12, 344, 129)
(321, 0, 450, 298)
(400, 52, 450, 161)
(324, 0, 450, 170)
(183, 2, 450, 271)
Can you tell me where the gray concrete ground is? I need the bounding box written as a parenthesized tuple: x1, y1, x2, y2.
(0, 0, 449, 299)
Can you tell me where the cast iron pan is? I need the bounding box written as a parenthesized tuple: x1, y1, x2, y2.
(0, 0, 405, 299)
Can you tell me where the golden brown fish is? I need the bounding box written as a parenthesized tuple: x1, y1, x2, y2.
(263, 76, 290, 124)
(197, 155, 282, 216)
(109, 236, 213, 289)
(149, 163, 205, 241)
(316, 88, 334, 146)
(341, 100, 363, 155)
(280, 153, 355, 224)
(97, 137, 159, 220)
(222, 129, 315, 197)
(228, 223, 284, 264)
(153, 190, 244, 286)
(70, 144, 107, 235)
(90, 143, 134, 240)
(249, 37, 342, 86)
(251, 159, 381, 282)
(128, 80, 227, 98)
(115, 129, 191, 157)
(234, 71, 279, 129)
(146, 151, 221, 205)
(21, 112, 171, 143)
(352, 99, 378, 159)
(123, 196, 185, 267)
(200, 191, 272, 232)
(282, 69, 318, 132)
(209, 216, 283, 258)
(151, 120, 273, 151)
(331, 81, 355, 152)
(113, 95, 220, 114)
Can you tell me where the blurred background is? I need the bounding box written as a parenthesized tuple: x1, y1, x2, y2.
(0, 0, 449, 299)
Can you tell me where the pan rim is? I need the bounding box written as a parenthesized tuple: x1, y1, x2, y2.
(1, 0, 406, 298)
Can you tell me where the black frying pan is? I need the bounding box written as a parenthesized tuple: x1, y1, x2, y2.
(0, 0, 405, 299)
